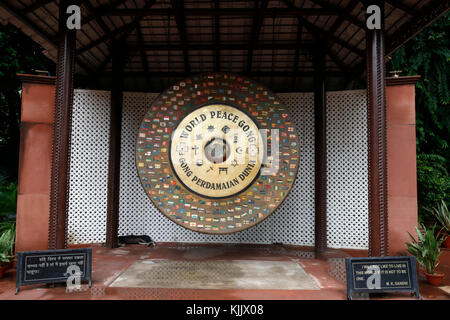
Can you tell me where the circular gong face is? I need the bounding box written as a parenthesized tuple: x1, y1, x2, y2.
(136, 73, 300, 234)
(170, 104, 263, 199)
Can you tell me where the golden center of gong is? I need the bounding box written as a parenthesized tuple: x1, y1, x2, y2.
(170, 104, 264, 199)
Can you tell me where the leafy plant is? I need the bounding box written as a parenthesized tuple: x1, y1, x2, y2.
(0, 221, 15, 266)
(416, 154, 450, 222)
(0, 182, 17, 223)
(407, 224, 445, 275)
(426, 200, 450, 233)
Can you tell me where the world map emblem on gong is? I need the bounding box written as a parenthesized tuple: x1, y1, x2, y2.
(136, 73, 300, 234)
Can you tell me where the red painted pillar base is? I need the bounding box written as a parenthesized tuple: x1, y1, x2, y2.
(15, 74, 55, 253)
(386, 76, 420, 256)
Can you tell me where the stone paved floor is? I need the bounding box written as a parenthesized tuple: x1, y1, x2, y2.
(0, 244, 448, 300)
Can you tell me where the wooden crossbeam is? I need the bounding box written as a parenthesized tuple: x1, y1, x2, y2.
(214, 0, 220, 72)
(291, 21, 303, 90)
(83, 0, 128, 26)
(247, 0, 269, 73)
(99, 70, 346, 77)
(0, 0, 92, 74)
(20, 0, 54, 14)
(126, 42, 315, 52)
(94, 1, 157, 73)
(309, 0, 365, 29)
(84, 0, 111, 36)
(282, 0, 364, 59)
(327, 0, 360, 33)
(387, 0, 450, 55)
(384, 0, 418, 16)
(101, 7, 339, 17)
(170, 0, 190, 74)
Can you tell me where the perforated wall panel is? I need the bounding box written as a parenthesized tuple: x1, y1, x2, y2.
(68, 89, 368, 249)
(326, 91, 368, 249)
(68, 90, 111, 244)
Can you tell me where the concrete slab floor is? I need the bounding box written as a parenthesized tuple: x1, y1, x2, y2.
(0, 243, 448, 300)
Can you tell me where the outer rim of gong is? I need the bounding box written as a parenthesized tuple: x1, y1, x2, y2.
(134, 72, 301, 235)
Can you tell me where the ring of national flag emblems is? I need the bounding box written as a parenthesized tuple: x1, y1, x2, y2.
(136, 73, 300, 234)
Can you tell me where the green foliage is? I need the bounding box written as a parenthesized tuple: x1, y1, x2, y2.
(0, 24, 54, 182)
(407, 224, 444, 275)
(426, 200, 450, 232)
(0, 221, 15, 265)
(416, 154, 450, 221)
(0, 182, 17, 265)
(0, 182, 17, 221)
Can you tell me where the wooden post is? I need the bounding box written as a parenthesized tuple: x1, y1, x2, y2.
(106, 41, 125, 248)
(314, 43, 327, 253)
(365, 1, 389, 256)
(48, 0, 78, 249)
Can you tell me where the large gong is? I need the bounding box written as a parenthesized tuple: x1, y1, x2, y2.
(136, 73, 299, 234)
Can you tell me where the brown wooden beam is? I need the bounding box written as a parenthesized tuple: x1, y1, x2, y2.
(170, 0, 190, 74)
(291, 21, 303, 91)
(308, 0, 365, 29)
(127, 42, 315, 52)
(93, 1, 157, 73)
(214, 0, 220, 72)
(384, 0, 418, 16)
(247, 0, 269, 73)
(327, 0, 360, 33)
(313, 43, 327, 254)
(0, 0, 92, 74)
(82, 0, 128, 26)
(105, 40, 124, 249)
(48, 0, 78, 250)
(282, 0, 364, 60)
(387, 0, 450, 55)
(365, 1, 389, 257)
(20, 0, 54, 14)
(101, 8, 339, 17)
(136, 25, 150, 90)
(84, 0, 111, 36)
(99, 70, 345, 77)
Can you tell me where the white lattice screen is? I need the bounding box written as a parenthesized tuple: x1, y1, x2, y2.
(68, 89, 368, 249)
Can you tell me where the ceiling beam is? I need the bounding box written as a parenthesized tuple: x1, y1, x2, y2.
(282, 0, 364, 58)
(214, 0, 220, 72)
(84, 0, 111, 36)
(292, 21, 303, 91)
(247, 0, 269, 73)
(137, 25, 149, 75)
(94, 0, 157, 73)
(83, 0, 128, 26)
(384, 0, 419, 16)
(387, 0, 450, 55)
(101, 8, 339, 17)
(126, 42, 315, 52)
(308, 0, 365, 29)
(78, 0, 157, 55)
(20, 0, 54, 14)
(0, 0, 92, 74)
(170, 0, 190, 74)
(99, 70, 346, 78)
(328, 0, 360, 33)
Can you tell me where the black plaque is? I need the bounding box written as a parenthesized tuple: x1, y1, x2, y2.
(346, 256, 421, 299)
(16, 248, 92, 294)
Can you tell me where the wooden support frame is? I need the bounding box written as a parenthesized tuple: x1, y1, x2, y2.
(365, 1, 389, 257)
(48, 0, 78, 249)
(313, 43, 327, 254)
(247, 0, 269, 73)
(105, 40, 125, 249)
(170, 0, 190, 74)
